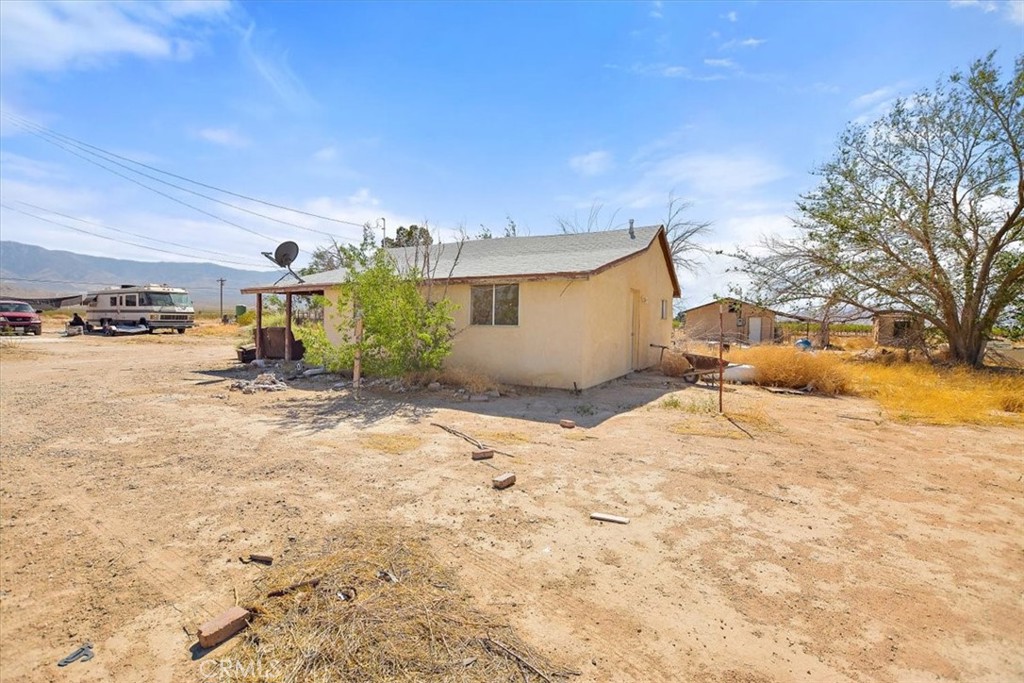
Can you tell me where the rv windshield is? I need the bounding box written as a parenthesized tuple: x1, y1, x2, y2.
(140, 292, 192, 307)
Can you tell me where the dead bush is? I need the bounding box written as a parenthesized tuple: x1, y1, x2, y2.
(226, 526, 572, 682)
(726, 346, 853, 395)
(660, 352, 694, 377)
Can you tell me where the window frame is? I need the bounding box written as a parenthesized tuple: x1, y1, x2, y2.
(470, 283, 519, 326)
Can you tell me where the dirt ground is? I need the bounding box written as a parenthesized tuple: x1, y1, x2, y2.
(1, 325, 1021, 683)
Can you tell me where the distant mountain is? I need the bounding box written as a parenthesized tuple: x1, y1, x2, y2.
(0, 241, 281, 310)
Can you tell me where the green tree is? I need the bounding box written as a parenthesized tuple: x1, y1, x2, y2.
(335, 249, 456, 376)
(735, 54, 1023, 366)
(383, 224, 432, 248)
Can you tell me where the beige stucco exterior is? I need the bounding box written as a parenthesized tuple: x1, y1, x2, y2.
(322, 236, 675, 389)
(684, 299, 776, 345)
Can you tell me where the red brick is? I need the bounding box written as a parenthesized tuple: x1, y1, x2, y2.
(472, 449, 494, 460)
(492, 472, 516, 490)
(559, 419, 576, 429)
(197, 606, 251, 648)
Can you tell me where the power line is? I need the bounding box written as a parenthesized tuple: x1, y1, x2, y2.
(1, 118, 281, 244)
(11, 200, 269, 269)
(0, 203, 274, 269)
(0, 276, 224, 292)
(2, 112, 367, 240)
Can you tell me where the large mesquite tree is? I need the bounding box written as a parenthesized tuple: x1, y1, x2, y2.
(737, 54, 1022, 366)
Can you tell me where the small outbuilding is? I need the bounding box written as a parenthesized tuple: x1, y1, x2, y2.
(241, 224, 680, 390)
(873, 313, 924, 346)
(682, 298, 778, 345)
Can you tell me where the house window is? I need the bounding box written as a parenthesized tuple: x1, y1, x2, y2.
(471, 284, 519, 326)
(661, 299, 669, 320)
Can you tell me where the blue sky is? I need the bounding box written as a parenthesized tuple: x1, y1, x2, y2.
(0, 0, 1021, 304)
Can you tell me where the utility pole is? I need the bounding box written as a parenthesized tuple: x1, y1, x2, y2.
(217, 278, 226, 322)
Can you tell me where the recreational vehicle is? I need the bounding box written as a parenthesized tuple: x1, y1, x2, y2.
(83, 284, 195, 333)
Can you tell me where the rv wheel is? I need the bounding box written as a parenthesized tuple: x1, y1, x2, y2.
(176, 328, 185, 334)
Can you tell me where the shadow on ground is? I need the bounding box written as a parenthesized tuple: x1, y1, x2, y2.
(205, 368, 714, 433)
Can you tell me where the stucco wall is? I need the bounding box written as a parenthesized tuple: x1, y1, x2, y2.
(685, 302, 775, 344)
(321, 237, 676, 389)
(580, 242, 675, 388)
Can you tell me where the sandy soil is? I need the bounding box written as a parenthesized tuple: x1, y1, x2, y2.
(0, 326, 1021, 682)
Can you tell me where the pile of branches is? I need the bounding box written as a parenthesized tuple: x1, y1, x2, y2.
(227, 526, 576, 682)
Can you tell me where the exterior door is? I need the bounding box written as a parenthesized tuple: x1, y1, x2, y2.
(749, 317, 763, 343)
(631, 290, 641, 369)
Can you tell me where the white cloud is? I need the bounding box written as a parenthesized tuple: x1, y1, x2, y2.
(197, 127, 251, 148)
(949, 0, 1024, 23)
(704, 58, 737, 69)
(312, 146, 337, 162)
(650, 1, 664, 19)
(569, 151, 614, 177)
(850, 86, 899, 109)
(723, 11, 739, 22)
(721, 37, 766, 49)
(239, 23, 316, 113)
(0, 0, 231, 74)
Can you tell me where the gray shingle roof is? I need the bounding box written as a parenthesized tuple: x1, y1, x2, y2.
(244, 225, 678, 294)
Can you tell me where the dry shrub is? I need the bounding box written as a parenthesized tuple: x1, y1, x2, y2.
(359, 433, 423, 454)
(189, 321, 244, 338)
(226, 526, 571, 682)
(660, 352, 694, 377)
(832, 336, 876, 351)
(408, 366, 501, 394)
(725, 346, 853, 395)
(852, 364, 1024, 425)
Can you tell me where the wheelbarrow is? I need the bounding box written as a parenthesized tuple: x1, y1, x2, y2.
(680, 352, 729, 384)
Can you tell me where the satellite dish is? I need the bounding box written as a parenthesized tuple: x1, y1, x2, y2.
(262, 241, 304, 284)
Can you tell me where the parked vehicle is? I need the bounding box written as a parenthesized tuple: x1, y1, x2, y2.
(82, 284, 195, 333)
(0, 299, 43, 335)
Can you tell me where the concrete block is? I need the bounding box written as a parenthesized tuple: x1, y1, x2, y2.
(559, 419, 576, 429)
(492, 472, 516, 490)
(197, 606, 251, 648)
(472, 449, 494, 460)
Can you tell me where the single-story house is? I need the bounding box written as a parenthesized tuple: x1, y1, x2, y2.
(241, 224, 680, 390)
(682, 298, 779, 344)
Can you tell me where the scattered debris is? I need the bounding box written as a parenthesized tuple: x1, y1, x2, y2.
(764, 386, 811, 395)
(57, 643, 93, 667)
(249, 553, 273, 565)
(302, 367, 326, 378)
(559, 419, 576, 429)
(336, 586, 358, 601)
(376, 568, 400, 583)
(229, 373, 288, 394)
(469, 393, 490, 402)
(472, 448, 494, 460)
(430, 423, 515, 457)
(197, 606, 251, 649)
(266, 578, 321, 598)
(427, 381, 442, 391)
(590, 512, 630, 525)
(724, 415, 755, 440)
(493, 472, 516, 490)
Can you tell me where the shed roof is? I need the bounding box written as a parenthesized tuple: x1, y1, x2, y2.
(242, 225, 681, 296)
(683, 298, 818, 322)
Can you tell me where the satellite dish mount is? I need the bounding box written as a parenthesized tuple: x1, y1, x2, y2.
(262, 241, 304, 284)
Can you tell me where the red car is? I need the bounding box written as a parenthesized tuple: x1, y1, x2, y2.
(0, 300, 43, 335)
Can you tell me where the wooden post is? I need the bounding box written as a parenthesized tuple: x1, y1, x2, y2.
(352, 313, 364, 399)
(284, 292, 293, 361)
(255, 293, 264, 360)
(718, 304, 724, 414)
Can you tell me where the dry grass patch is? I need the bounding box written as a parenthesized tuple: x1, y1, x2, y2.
(189, 321, 245, 338)
(474, 431, 530, 445)
(359, 433, 423, 454)
(668, 419, 745, 440)
(851, 364, 1024, 425)
(408, 367, 501, 394)
(227, 526, 572, 682)
(0, 339, 44, 361)
(726, 346, 853, 395)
